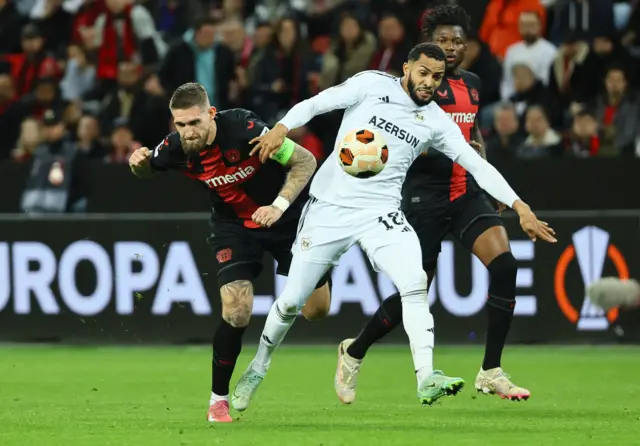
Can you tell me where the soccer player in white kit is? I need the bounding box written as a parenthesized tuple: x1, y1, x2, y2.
(232, 43, 553, 409)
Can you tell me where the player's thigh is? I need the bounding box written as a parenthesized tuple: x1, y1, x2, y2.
(265, 219, 332, 291)
(450, 194, 509, 266)
(207, 221, 264, 288)
(291, 197, 355, 266)
(406, 207, 452, 273)
(359, 214, 428, 294)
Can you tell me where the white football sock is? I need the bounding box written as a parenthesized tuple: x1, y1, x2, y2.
(253, 299, 297, 374)
(400, 290, 434, 384)
(209, 392, 228, 405)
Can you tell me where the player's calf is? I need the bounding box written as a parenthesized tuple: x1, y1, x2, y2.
(301, 283, 331, 321)
(208, 280, 253, 421)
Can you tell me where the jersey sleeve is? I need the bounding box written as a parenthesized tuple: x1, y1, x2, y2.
(278, 71, 381, 131)
(149, 133, 178, 172)
(431, 112, 520, 207)
(240, 109, 269, 141)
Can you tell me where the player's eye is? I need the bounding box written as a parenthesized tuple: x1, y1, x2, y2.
(188, 120, 201, 126)
(175, 122, 185, 128)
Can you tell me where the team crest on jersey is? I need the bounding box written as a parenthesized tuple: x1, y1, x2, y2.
(414, 113, 424, 122)
(217, 248, 232, 263)
(300, 237, 312, 250)
(224, 149, 241, 163)
(470, 88, 479, 102)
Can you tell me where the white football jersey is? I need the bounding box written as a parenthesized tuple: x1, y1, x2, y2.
(279, 70, 520, 210)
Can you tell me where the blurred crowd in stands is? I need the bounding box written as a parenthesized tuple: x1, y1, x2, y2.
(1, 0, 639, 169)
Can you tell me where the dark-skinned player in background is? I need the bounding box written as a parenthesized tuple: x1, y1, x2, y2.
(129, 83, 332, 423)
(334, 5, 557, 404)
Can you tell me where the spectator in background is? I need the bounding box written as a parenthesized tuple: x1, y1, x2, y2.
(501, 10, 556, 100)
(567, 108, 600, 157)
(479, 0, 547, 60)
(288, 125, 324, 161)
(20, 109, 89, 214)
(460, 34, 501, 107)
(548, 0, 615, 45)
(547, 31, 598, 114)
(508, 62, 555, 124)
(273, 16, 317, 117)
(0, 0, 24, 55)
(104, 117, 140, 163)
(149, 0, 200, 43)
(11, 117, 41, 162)
(319, 12, 376, 90)
(60, 44, 96, 102)
(33, 0, 74, 56)
(160, 17, 235, 111)
(71, 0, 104, 46)
(486, 102, 525, 166)
(17, 76, 64, 121)
(97, 61, 146, 136)
(3, 23, 59, 98)
(516, 104, 562, 158)
(590, 33, 636, 88)
(220, 18, 254, 69)
(369, 12, 410, 77)
(76, 114, 106, 158)
(0, 73, 21, 157)
(244, 21, 280, 123)
(91, 0, 167, 82)
(594, 65, 640, 156)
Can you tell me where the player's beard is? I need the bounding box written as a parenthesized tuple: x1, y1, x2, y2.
(407, 74, 433, 107)
(181, 127, 211, 154)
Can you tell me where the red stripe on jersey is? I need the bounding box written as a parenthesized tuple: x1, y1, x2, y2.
(184, 148, 261, 227)
(446, 77, 474, 202)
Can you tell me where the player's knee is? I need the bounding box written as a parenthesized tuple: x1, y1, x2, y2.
(397, 270, 428, 302)
(302, 285, 331, 321)
(487, 252, 518, 288)
(220, 279, 253, 328)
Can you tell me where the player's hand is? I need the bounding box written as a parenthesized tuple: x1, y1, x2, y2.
(469, 141, 483, 153)
(497, 201, 507, 215)
(513, 201, 557, 243)
(252, 205, 283, 228)
(249, 123, 288, 163)
(129, 147, 154, 178)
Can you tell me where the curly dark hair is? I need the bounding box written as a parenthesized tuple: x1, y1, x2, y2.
(421, 5, 471, 41)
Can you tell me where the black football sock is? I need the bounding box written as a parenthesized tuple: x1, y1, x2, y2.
(347, 292, 403, 360)
(482, 252, 518, 371)
(211, 319, 246, 397)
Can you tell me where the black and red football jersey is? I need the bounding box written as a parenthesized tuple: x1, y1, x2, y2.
(150, 108, 303, 228)
(403, 69, 482, 208)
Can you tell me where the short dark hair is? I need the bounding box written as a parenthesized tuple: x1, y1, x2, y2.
(408, 42, 446, 63)
(194, 17, 219, 31)
(421, 5, 471, 40)
(169, 82, 209, 110)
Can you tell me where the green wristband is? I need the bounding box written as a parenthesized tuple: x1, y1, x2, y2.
(270, 138, 295, 165)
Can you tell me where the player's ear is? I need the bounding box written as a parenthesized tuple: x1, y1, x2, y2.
(402, 62, 409, 76)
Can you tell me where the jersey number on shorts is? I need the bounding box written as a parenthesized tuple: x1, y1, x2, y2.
(378, 212, 406, 231)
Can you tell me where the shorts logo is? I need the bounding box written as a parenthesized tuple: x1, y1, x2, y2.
(224, 149, 241, 163)
(300, 238, 312, 250)
(216, 248, 233, 263)
(554, 226, 628, 331)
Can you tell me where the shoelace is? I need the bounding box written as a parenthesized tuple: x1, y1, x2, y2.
(212, 401, 229, 415)
(344, 362, 361, 386)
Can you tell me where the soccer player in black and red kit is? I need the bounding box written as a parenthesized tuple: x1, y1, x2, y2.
(129, 83, 332, 422)
(334, 5, 556, 403)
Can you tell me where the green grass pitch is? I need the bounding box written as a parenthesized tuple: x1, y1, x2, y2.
(1, 345, 639, 446)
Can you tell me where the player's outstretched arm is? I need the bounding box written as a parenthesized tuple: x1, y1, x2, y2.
(129, 147, 156, 179)
(433, 118, 556, 243)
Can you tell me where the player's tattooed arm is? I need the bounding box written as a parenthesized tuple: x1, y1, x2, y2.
(278, 144, 317, 203)
(470, 118, 487, 160)
(220, 280, 254, 327)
